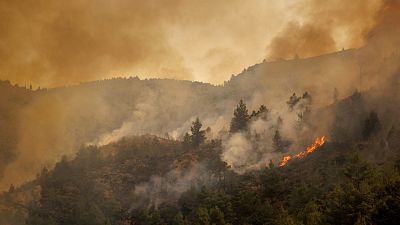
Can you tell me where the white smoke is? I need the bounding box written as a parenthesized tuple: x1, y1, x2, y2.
(90, 102, 154, 145)
(131, 163, 209, 210)
(221, 133, 253, 174)
(221, 96, 316, 174)
(221, 114, 279, 174)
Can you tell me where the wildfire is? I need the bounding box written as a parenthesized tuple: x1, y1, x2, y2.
(279, 136, 326, 167)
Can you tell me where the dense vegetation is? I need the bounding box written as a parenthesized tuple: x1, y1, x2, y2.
(1, 93, 399, 225)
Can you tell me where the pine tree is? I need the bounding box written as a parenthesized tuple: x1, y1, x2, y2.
(273, 130, 284, 152)
(173, 212, 186, 225)
(250, 105, 268, 119)
(210, 206, 226, 225)
(287, 93, 300, 111)
(183, 132, 191, 148)
(298, 201, 322, 225)
(196, 207, 211, 225)
(362, 111, 381, 140)
(230, 100, 250, 133)
(191, 118, 206, 148)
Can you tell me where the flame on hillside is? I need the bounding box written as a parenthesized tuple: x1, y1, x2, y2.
(279, 136, 326, 167)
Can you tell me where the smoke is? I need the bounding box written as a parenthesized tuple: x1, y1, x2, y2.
(0, 0, 385, 87)
(221, 92, 327, 174)
(0, 0, 192, 86)
(221, 109, 287, 174)
(1, 0, 399, 191)
(0, 89, 117, 190)
(367, 0, 400, 48)
(92, 92, 160, 146)
(267, 22, 337, 60)
(0, 0, 295, 87)
(267, 0, 384, 59)
(222, 133, 254, 174)
(131, 163, 208, 210)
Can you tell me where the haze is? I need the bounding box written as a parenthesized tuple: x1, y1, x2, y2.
(0, 0, 382, 87)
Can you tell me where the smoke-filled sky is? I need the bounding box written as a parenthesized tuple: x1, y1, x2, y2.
(0, 0, 384, 87)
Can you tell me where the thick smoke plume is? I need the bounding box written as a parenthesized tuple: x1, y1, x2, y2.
(267, 0, 383, 59)
(0, 0, 383, 86)
(0, 0, 290, 86)
(221, 96, 317, 174)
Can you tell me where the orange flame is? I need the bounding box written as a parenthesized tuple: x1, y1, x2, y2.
(279, 136, 326, 167)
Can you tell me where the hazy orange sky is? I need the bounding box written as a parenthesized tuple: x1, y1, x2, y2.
(0, 0, 383, 87)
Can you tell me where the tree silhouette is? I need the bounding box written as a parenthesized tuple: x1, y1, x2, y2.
(287, 93, 301, 111)
(273, 130, 284, 152)
(191, 118, 206, 148)
(362, 111, 381, 140)
(230, 100, 250, 133)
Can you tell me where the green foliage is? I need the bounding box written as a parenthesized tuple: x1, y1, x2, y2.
(27, 153, 121, 225)
(196, 207, 211, 225)
(297, 201, 322, 225)
(183, 118, 206, 149)
(362, 111, 382, 140)
(20, 120, 400, 225)
(275, 209, 300, 225)
(331, 90, 367, 143)
(230, 100, 249, 133)
(191, 118, 206, 148)
(173, 212, 186, 225)
(209, 206, 225, 225)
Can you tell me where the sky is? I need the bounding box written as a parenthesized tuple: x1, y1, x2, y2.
(0, 0, 383, 87)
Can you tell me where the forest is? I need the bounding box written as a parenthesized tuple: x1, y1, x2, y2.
(1, 88, 400, 225)
(1, 1, 400, 224)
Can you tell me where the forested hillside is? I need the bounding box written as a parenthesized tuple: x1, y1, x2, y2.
(2, 43, 399, 191)
(1, 1, 400, 224)
(1, 89, 400, 224)
(0, 17, 399, 222)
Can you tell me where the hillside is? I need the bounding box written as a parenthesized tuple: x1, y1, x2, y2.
(0, 33, 399, 224)
(0, 81, 34, 179)
(1, 41, 399, 191)
(1, 1, 400, 224)
(0, 83, 399, 224)
(1, 112, 400, 224)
